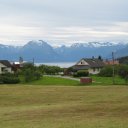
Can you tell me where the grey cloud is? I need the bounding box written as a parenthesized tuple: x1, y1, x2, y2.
(0, 0, 128, 45)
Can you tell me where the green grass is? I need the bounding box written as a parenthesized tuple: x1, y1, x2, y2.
(0, 85, 128, 128)
(21, 76, 80, 86)
(20, 75, 127, 86)
(91, 75, 126, 85)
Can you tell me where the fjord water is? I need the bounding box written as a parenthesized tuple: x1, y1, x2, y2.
(35, 62, 76, 68)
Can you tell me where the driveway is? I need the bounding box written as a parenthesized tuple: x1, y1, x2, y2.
(44, 75, 80, 81)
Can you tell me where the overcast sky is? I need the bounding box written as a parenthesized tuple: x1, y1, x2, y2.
(0, 0, 128, 46)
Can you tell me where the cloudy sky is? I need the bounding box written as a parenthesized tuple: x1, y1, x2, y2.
(0, 0, 128, 46)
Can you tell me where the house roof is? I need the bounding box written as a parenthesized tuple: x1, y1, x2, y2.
(72, 65, 89, 70)
(0, 60, 12, 67)
(73, 58, 105, 71)
(83, 58, 105, 68)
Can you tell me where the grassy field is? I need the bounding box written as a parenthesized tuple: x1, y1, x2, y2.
(20, 75, 127, 86)
(0, 85, 128, 128)
(21, 76, 80, 85)
(91, 76, 126, 85)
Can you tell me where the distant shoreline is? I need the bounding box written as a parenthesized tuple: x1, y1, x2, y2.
(35, 62, 76, 68)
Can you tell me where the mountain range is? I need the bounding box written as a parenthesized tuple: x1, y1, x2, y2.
(0, 40, 128, 62)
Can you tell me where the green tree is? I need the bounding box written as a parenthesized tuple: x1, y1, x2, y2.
(99, 66, 113, 77)
(22, 63, 41, 82)
(118, 65, 128, 84)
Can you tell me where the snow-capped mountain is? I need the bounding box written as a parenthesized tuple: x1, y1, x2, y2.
(70, 42, 124, 48)
(20, 40, 60, 62)
(0, 40, 128, 62)
(54, 42, 127, 61)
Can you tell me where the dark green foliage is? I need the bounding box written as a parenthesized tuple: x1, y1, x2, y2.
(22, 63, 42, 82)
(22, 63, 36, 71)
(0, 73, 20, 84)
(34, 71, 42, 80)
(2, 76, 20, 84)
(74, 70, 89, 77)
(98, 55, 103, 61)
(99, 66, 113, 77)
(118, 56, 128, 64)
(64, 67, 77, 75)
(67, 67, 77, 72)
(38, 65, 63, 75)
(24, 69, 34, 82)
(118, 65, 128, 84)
(99, 64, 128, 84)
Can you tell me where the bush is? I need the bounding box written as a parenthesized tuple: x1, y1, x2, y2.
(99, 66, 113, 77)
(118, 65, 128, 78)
(38, 65, 62, 75)
(2, 76, 20, 84)
(74, 70, 89, 77)
(0, 73, 20, 84)
(24, 69, 35, 82)
(34, 71, 42, 80)
(118, 65, 128, 84)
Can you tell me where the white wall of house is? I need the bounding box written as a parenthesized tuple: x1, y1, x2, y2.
(0, 63, 13, 74)
(88, 68, 101, 74)
(76, 59, 89, 66)
(0, 63, 6, 74)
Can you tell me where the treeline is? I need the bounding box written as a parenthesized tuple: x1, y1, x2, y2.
(99, 65, 128, 83)
(118, 56, 128, 65)
(0, 63, 63, 84)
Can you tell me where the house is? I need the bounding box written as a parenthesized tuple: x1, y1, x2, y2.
(0, 60, 14, 74)
(72, 58, 105, 74)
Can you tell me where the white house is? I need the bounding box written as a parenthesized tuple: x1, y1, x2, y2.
(72, 58, 105, 74)
(0, 60, 13, 74)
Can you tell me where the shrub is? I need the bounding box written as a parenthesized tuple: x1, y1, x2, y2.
(0, 73, 20, 84)
(38, 65, 62, 75)
(24, 69, 35, 82)
(74, 70, 89, 77)
(34, 71, 42, 80)
(118, 65, 128, 78)
(2, 76, 20, 84)
(99, 66, 113, 77)
(118, 65, 128, 84)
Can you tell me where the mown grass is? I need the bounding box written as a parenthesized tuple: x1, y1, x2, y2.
(0, 85, 128, 128)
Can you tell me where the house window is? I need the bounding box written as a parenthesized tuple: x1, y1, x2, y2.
(97, 68, 100, 71)
(1, 67, 8, 73)
(81, 62, 83, 64)
(1, 67, 5, 72)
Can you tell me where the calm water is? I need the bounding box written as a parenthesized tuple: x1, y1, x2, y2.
(35, 62, 76, 68)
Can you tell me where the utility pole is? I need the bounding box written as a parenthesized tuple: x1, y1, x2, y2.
(112, 52, 115, 84)
(33, 58, 35, 66)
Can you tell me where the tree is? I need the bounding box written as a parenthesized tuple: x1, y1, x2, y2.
(22, 63, 41, 82)
(24, 69, 34, 82)
(118, 65, 128, 78)
(38, 65, 62, 75)
(98, 55, 102, 61)
(99, 66, 113, 77)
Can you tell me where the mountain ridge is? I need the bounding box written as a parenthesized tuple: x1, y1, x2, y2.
(0, 40, 128, 62)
